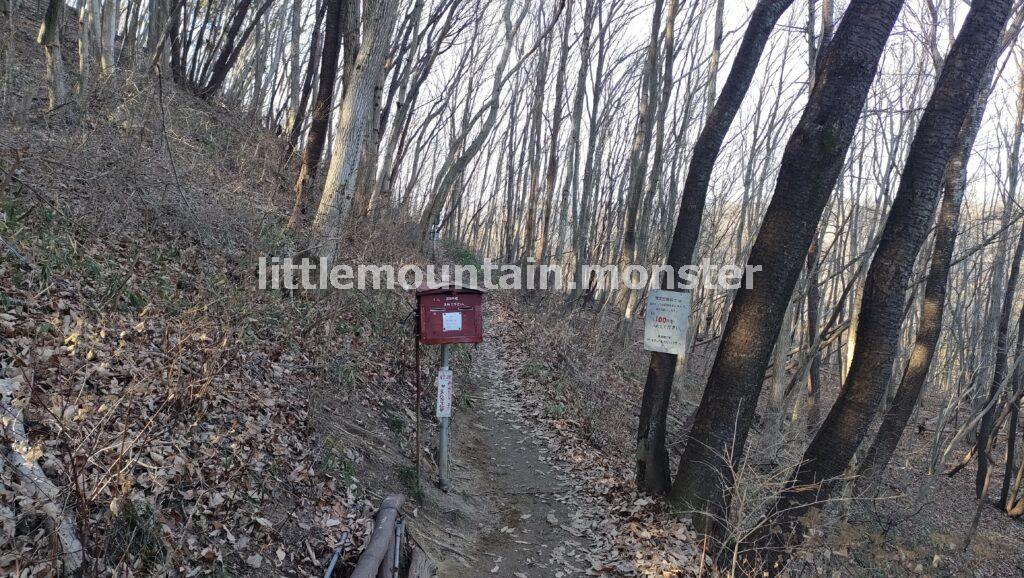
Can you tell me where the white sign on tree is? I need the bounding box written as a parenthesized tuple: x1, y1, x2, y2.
(643, 289, 691, 356)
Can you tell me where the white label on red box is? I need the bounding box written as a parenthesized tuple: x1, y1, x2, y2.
(442, 311, 462, 332)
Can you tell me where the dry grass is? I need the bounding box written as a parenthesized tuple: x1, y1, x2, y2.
(0, 5, 438, 575)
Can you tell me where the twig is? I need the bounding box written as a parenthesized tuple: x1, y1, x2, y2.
(1, 234, 30, 268)
(1, 378, 83, 572)
(153, 67, 198, 218)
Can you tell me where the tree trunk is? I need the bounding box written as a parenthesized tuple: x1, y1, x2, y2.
(635, 0, 795, 496)
(803, 0, 834, 433)
(285, 0, 327, 161)
(857, 21, 1023, 490)
(619, 0, 662, 278)
(755, 0, 1013, 570)
(311, 0, 401, 261)
(980, 52, 1024, 500)
(100, 0, 118, 72)
(37, 0, 67, 109)
(668, 0, 905, 534)
(200, 0, 275, 98)
(78, 0, 94, 93)
(705, 0, 724, 116)
(535, 0, 575, 265)
(571, 0, 606, 300)
(288, 0, 345, 232)
(286, 0, 305, 134)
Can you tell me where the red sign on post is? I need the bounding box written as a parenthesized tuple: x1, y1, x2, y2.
(415, 283, 485, 345)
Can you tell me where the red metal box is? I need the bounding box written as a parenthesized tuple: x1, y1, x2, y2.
(416, 284, 484, 345)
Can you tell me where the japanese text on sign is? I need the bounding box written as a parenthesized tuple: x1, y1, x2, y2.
(643, 289, 691, 355)
(435, 369, 453, 418)
(442, 311, 463, 331)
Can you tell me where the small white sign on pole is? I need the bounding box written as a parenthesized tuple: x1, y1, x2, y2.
(643, 289, 691, 356)
(435, 368, 453, 418)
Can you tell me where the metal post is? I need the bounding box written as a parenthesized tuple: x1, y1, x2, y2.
(392, 518, 403, 576)
(438, 344, 451, 491)
(414, 336, 421, 481)
(431, 215, 441, 263)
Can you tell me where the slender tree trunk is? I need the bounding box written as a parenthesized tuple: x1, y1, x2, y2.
(78, 0, 93, 94)
(635, 0, 796, 496)
(705, 0, 724, 116)
(288, 0, 344, 232)
(286, 0, 304, 132)
(535, 0, 575, 265)
(571, 0, 607, 300)
(38, 0, 67, 109)
(803, 0, 834, 433)
(619, 0, 662, 279)
(753, 1, 1013, 570)
(980, 55, 1024, 500)
(668, 0, 905, 533)
(521, 32, 552, 270)
(200, 0, 275, 98)
(285, 0, 327, 161)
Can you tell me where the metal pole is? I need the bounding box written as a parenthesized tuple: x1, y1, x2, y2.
(414, 336, 421, 481)
(431, 215, 441, 263)
(438, 344, 451, 491)
(392, 518, 403, 576)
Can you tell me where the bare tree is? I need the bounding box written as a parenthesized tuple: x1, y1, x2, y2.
(668, 0, 906, 536)
(858, 13, 1024, 491)
(312, 0, 402, 261)
(753, 0, 1014, 569)
(635, 0, 796, 496)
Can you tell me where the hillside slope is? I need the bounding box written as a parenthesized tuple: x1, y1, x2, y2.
(1, 6, 420, 575)
(6, 4, 1024, 578)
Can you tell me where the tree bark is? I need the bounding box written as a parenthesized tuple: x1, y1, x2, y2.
(634, 0, 796, 496)
(857, 16, 1024, 490)
(288, 0, 345, 232)
(754, 0, 1013, 570)
(311, 0, 401, 261)
(668, 0, 905, 534)
(38, 0, 67, 109)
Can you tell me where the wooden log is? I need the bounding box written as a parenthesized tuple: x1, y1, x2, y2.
(351, 494, 405, 578)
(407, 546, 437, 578)
(1, 378, 83, 573)
(377, 523, 397, 578)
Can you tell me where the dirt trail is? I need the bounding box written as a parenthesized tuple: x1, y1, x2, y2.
(412, 319, 587, 577)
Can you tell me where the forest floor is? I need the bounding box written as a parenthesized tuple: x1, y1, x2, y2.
(5, 3, 1024, 576)
(352, 302, 704, 577)
(413, 317, 584, 577)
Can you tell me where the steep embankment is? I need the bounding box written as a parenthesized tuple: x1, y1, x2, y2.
(0, 5, 425, 575)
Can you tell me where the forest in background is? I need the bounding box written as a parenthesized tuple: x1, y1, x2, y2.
(5, 0, 1024, 575)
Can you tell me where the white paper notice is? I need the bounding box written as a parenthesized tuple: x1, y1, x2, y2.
(435, 369, 453, 418)
(442, 311, 462, 332)
(643, 289, 691, 355)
